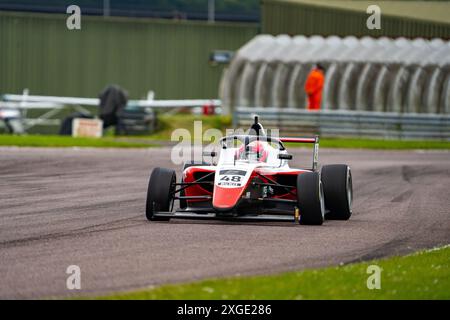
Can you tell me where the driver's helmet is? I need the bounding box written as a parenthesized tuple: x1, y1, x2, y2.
(236, 141, 269, 162)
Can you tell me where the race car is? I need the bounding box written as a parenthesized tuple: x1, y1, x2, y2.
(145, 117, 353, 225)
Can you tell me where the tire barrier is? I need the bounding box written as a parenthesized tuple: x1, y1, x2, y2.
(221, 35, 450, 115)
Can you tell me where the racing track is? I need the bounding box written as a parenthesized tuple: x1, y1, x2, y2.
(0, 147, 449, 298)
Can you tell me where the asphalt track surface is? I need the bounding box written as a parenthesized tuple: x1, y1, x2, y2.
(0, 147, 449, 299)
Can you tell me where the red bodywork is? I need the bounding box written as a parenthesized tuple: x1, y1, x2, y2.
(183, 166, 307, 211)
(181, 136, 317, 212)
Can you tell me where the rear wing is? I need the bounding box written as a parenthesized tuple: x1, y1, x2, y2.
(280, 136, 319, 171)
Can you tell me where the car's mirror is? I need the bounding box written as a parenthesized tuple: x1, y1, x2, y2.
(202, 151, 217, 157)
(278, 153, 293, 160)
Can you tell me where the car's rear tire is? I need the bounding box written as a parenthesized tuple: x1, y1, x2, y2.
(179, 161, 210, 209)
(297, 172, 325, 225)
(321, 164, 353, 220)
(146, 167, 176, 221)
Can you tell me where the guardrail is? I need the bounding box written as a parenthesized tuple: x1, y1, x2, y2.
(233, 107, 450, 140)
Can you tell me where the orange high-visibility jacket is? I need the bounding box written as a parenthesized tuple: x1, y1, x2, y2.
(305, 69, 325, 110)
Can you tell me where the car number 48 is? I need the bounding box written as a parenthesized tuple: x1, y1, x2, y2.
(220, 175, 242, 182)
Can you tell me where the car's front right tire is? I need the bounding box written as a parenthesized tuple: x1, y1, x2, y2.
(321, 164, 353, 220)
(146, 167, 176, 221)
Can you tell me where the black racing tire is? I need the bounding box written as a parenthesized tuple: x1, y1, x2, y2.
(146, 167, 176, 221)
(297, 172, 325, 225)
(179, 161, 210, 209)
(321, 164, 353, 220)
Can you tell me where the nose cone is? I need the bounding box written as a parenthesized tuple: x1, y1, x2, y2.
(213, 185, 245, 211)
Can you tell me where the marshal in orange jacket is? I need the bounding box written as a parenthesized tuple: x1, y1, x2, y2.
(304, 67, 325, 110)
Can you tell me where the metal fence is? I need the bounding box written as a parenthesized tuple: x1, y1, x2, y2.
(0, 0, 260, 22)
(233, 107, 450, 140)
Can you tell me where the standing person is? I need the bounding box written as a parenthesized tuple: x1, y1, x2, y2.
(304, 64, 325, 110)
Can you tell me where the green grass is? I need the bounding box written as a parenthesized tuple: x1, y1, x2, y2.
(97, 245, 450, 300)
(0, 134, 155, 148)
(2, 133, 449, 150)
(313, 138, 450, 150)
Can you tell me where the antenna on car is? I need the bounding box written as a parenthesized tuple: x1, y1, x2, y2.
(247, 115, 267, 161)
(249, 115, 266, 137)
(248, 115, 266, 137)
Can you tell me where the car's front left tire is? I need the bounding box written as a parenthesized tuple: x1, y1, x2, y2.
(146, 167, 176, 221)
(297, 172, 325, 225)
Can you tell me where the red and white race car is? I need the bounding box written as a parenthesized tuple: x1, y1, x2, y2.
(145, 118, 353, 225)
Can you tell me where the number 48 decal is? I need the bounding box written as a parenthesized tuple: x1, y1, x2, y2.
(220, 175, 241, 182)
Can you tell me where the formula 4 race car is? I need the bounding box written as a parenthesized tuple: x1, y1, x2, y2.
(145, 117, 352, 225)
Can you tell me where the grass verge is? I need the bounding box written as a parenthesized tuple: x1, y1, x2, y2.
(2, 134, 449, 150)
(0, 134, 154, 148)
(311, 138, 450, 150)
(97, 245, 450, 300)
